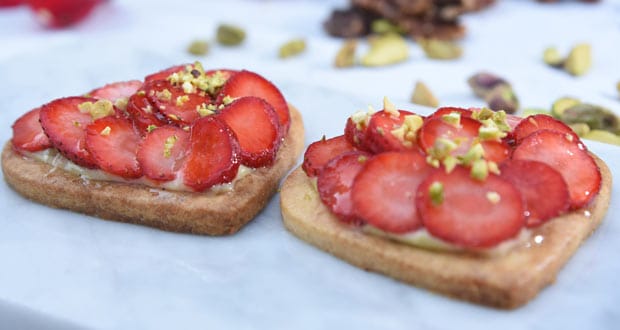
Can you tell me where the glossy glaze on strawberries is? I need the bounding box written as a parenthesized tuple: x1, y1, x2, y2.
(303, 100, 602, 250)
(10, 62, 291, 193)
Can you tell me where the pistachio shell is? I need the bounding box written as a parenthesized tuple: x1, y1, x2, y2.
(418, 38, 462, 60)
(410, 81, 439, 107)
(334, 39, 357, 68)
(216, 24, 246, 46)
(543, 47, 564, 67)
(564, 43, 591, 76)
(360, 33, 409, 67)
(279, 39, 306, 59)
(187, 40, 209, 56)
(551, 97, 581, 117)
(583, 130, 620, 146)
(559, 103, 619, 134)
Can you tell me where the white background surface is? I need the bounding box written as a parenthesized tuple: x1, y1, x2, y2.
(0, 0, 619, 329)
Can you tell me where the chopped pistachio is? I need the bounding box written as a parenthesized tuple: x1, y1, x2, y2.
(559, 103, 619, 134)
(196, 103, 215, 117)
(100, 126, 111, 136)
(417, 38, 462, 60)
(443, 156, 458, 173)
(551, 97, 581, 117)
(441, 112, 461, 126)
(358, 155, 368, 163)
(182, 81, 195, 94)
(221, 95, 234, 105)
(390, 114, 423, 148)
(279, 38, 306, 59)
(429, 181, 444, 206)
(583, 129, 620, 146)
(163, 135, 178, 158)
(564, 43, 591, 76)
(187, 40, 209, 56)
(176, 95, 190, 106)
(479, 125, 506, 141)
(426, 155, 440, 168)
(488, 161, 500, 175)
(216, 24, 246, 46)
(568, 123, 591, 137)
(78, 100, 115, 120)
(371, 19, 404, 35)
(459, 143, 485, 166)
(114, 97, 129, 112)
(334, 39, 357, 68)
(360, 33, 409, 67)
(428, 137, 458, 161)
(156, 89, 172, 102)
(137, 90, 146, 96)
(147, 125, 158, 133)
(470, 159, 489, 181)
(410, 81, 439, 107)
(543, 47, 564, 67)
(486, 191, 501, 204)
(383, 96, 399, 117)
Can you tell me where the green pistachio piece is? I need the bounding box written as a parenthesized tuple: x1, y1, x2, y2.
(568, 123, 591, 137)
(564, 43, 591, 76)
(521, 108, 552, 117)
(334, 39, 357, 68)
(559, 103, 619, 134)
(470, 159, 489, 181)
(617, 81, 620, 96)
(582, 130, 620, 146)
(551, 97, 581, 117)
(543, 47, 564, 67)
(187, 40, 209, 56)
(360, 33, 409, 67)
(410, 81, 439, 107)
(279, 38, 306, 59)
(417, 38, 463, 60)
(484, 85, 519, 114)
(429, 181, 444, 206)
(216, 24, 246, 46)
(371, 19, 404, 35)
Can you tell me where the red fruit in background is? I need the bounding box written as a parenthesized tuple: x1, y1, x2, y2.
(11, 107, 52, 152)
(137, 126, 189, 182)
(317, 151, 371, 224)
(28, 0, 104, 28)
(352, 151, 432, 234)
(217, 97, 281, 168)
(86, 116, 142, 179)
(416, 167, 525, 248)
(0, 0, 23, 7)
(182, 116, 240, 191)
(39, 96, 99, 168)
(500, 160, 570, 228)
(302, 135, 357, 177)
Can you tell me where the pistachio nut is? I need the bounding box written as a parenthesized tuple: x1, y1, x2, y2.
(522, 108, 552, 117)
(410, 81, 439, 107)
(583, 129, 620, 146)
(568, 123, 591, 137)
(361, 33, 409, 67)
(564, 43, 591, 76)
(334, 39, 357, 68)
(484, 85, 519, 114)
(467, 72, 508, 98)
(543, 47, 564, 67)
(559, 103, 619, 134)
(216, 24, 246, 46)
(279, 38, 306, 59)
(417, 38, 463, 60)
(187, 40, 209, 56)
(551, 97, 581, 117)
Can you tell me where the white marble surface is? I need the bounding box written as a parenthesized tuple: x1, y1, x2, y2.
(0, 0, 619, 328)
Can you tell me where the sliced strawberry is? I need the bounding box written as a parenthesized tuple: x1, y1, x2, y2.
(505, 113, 522, 131)
(205, 69, 237, 81)
(182, 116, 240, 191)
(352, 151, 433, 233)
(426, 107, 472, 121)
(11, 107, 52, 152)
(145, 79, 211, 125)
(137, 126, 189, 181)
(86, 116, 142, 178)
(88, 80, 143, 103)
(418, 117, 510, 163)
(217, 70, 289, 132)
(39, 96, 99, 168)
(512, 130, 601, 209)
(217, 97, 281, 168)
(500, 160, 570, 227)
(416, 167, 524, 248)
(144, 64, 187, 83)
(344, 117, 370, 151)
(302, 135, 357, 177)
(513, 114, 578, 145)
(126, 91, 169, 134)
(365, 110, 423, 153)
(317, 151, 371, 224)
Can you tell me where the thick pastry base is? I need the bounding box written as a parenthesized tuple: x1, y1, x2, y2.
(2, 106, 304, 236)
(280, 156, 611, 309)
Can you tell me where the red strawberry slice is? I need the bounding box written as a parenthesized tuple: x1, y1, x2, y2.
(126, 91, 169, 134)
(416, 167, 525, 248)
(137, 126, 189, 181)
(217, 70, 290, 133)
(28, 0, 103, 28)
(418, 117, 510, 163)
(217, 97, 281, 168)
(344, 117, 370, 151)
(317, 151, 371, 224)
(426, 107, 472, 121)
(513, 114, 578, 145)
(365, 110, 423, 153)
(89, 80, 143, 103)
(500, 160, 570, 227)
(205, 69, 238, 81)
(144, 64, 187, 83)
(86, 116, 142, 179)
(39, 96, 99, 168)
(11, 107, 52, 152)
(145, 79, 211, 125)
(302, 135, 357, 177)
(182, 116, 240, 191)
(351, 151, 433, 233)
(512, 130, 601, 209)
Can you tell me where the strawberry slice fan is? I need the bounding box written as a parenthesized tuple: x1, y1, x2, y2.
(303, 100, 602, 249)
